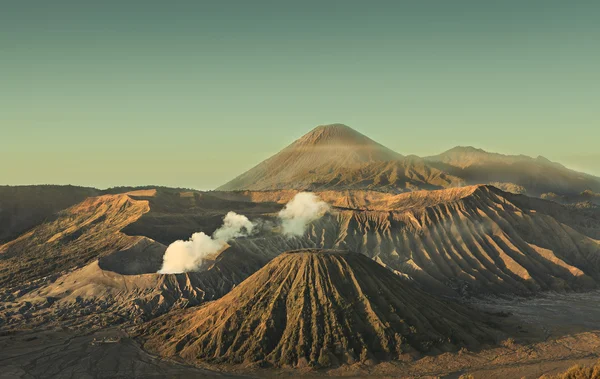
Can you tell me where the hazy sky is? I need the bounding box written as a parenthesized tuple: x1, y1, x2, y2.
(2, 1, 599, 189)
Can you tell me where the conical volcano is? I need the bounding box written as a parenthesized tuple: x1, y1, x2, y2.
(139, 249, 499, 368)
(217, 124, 462, 192)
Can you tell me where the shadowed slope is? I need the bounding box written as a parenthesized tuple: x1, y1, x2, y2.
(139, 250, 499, 368)
(0, 193, 150, 288)
(542, 190, 600, 207)
(0, 185, 100, 244)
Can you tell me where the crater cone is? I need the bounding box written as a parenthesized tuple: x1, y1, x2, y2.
(139, 249, 500, 368)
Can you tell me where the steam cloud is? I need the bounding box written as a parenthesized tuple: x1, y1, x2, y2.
(158, 192, 329, 274)
(278, 192, 330, 236)
(213, 211, 255, 241)
(158, 212, 255, 274)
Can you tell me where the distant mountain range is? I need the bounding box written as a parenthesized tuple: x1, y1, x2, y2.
(218, 124, 600, 197)
(424, 146, 600, 197)
(2, 123, 599, 375)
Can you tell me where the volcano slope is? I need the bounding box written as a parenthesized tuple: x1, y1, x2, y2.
(219, 124, 600, 197)
(210, 185, 600, 297)
(0, 185, 99, 244)
(0, 191, 151, 289)
(0, 188, 284, 330)
(217, 124, 463, 192)
(425, 146, 600, 197)
(139, 250, 500, 369)
(3, 184, 600, 332)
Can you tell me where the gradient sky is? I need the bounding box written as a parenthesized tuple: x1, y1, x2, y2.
(2, 0, 599, 189)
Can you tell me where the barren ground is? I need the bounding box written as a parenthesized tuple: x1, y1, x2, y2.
(2, 292, 598, 378)
(0, 328, 241, 379)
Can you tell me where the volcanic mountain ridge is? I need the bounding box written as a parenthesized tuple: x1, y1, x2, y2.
(139, 249, 500, 368)
(3, 184, 600, 332)
(219, 124, 600, 196)
(217, 124, 463, 192)
(425, 146, 600, 196)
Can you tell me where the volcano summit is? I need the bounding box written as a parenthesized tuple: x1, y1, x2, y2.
(218, 124, 463, 192)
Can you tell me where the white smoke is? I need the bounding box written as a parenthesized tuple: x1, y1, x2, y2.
(213, 211, 255, 241)
(157, 232, 222, 274)
(278, 192, 330, 236)
(158, 192, 330, 274)
(158, 211, 255, 274)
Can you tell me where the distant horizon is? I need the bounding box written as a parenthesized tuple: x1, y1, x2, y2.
(1, 124, 599, 191)
(2, 1, 599, 188)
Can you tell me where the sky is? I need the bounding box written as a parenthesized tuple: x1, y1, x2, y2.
(1, 0, 599, 189)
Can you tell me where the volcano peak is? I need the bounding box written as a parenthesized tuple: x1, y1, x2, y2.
(293, 123, 399, 152)
(217, 124, 412, 191)
(299, 123, 368, 144)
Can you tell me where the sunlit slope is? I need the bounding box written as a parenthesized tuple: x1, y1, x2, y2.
(218, 124, 462, 192)
(3, 185, 600, 332)
(139, 250, 499, 368)
(212, 185, 600, 296)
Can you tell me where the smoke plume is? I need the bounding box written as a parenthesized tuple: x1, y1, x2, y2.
(158, 211, 255, 274)
(213, 211, 255, 241)
(278, 192, 330, 236)
(158, 192, 330, 274)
